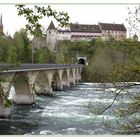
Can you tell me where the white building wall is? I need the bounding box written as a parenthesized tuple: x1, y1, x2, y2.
(57, 31, 71, 40)
(71, 32, 101, 36)
(56, 31, 102, 41)
(46, 29, 57, 51)
(46, 25, 126, 51)
(101, 30, 126, 40)
(71, 32, 101, 41)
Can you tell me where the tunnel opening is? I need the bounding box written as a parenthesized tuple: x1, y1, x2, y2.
(78, 58, 86, 65)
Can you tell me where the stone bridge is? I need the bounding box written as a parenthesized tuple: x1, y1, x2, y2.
(0, 64, 84, 118)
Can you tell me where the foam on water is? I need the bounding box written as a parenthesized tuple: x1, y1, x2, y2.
(1, 82, 140, 135)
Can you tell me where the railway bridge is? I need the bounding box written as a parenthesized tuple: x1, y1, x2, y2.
(0, 64, 84, 118)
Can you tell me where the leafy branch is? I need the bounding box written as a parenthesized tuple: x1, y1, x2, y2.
(126, 5, 140, 36)
(0, 76, 13, 108)
(16, 5, 70, 35)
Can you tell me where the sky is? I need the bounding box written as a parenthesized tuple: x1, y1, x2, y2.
(0, 2, 139, 37)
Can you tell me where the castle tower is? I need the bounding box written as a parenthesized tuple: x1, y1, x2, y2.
(0, 14, 3, 36)
(46, 21, 57, 51)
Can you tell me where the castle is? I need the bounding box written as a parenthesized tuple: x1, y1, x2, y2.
(0, 13, 127, 51)
(44, 21, 127, 51)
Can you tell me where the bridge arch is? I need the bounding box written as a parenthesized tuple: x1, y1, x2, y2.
(69, 68, 76, 85)
(12, 72, 35, 104)
(51, 70, 61, 91)
(61, 69, 70, 89)
(78, 58, 86, 65)
(75, 67, 81, 82)
(69, 69, 74, 78)
(77, 57, 87, 65)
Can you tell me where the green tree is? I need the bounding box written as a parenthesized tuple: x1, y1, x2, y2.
(0, 37, 9, 62)
(56, 47, 65, 64)
(7, 45, 17, 63)
(45, 49, 56, 63)
(16, 5, 70, 35)
(22, 30, 32, 63)
(37, 48, 47, 63)
(0, 4, 71, 110)
(13, 29, 32, 63)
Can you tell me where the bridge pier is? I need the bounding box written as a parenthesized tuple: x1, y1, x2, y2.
(61, 80, 70, 90)
(65, 68, 76, 86)
(75, 68, 81, 82)
(0, 99, 11, 118)
(12, 73, 35, 105)
(69, 78, 76, 85)
(46, 70, 54, 95)
(34, 71, 53, 95)
(61, 70, 70, 90)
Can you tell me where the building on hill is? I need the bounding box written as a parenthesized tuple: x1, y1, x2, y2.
(69, 23, 102, 41)
(34, 21, 127, 51)
(56, 23, 102, 42)
(99, 22, 127, 40)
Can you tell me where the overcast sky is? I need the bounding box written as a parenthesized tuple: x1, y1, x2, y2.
(0, 3, 139, 37)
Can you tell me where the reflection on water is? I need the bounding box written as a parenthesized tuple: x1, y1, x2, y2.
(0, 83, 140, 135)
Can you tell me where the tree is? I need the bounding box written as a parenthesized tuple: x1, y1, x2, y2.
(13, 29, 32, 63)
(133, 34, 138, 41)
(0, 37, 9, 62)
(0, 4, 70, 110)
(21, 30, 32, 63)
(16, 5, 70, 35)
(56, 47, 65, 64)
(16, 4, 70, 63)
(7, 45, 17, 63)
(126, 5, 140, 38)
(37, 48, 47, 63)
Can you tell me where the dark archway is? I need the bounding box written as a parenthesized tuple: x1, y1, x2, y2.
(51, 71, 60, 91)
(78, 58, 86, 65)
(62, 70, 68, 81)
(69, 69, 74, 79)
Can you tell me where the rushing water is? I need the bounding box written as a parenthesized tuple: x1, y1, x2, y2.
(0, 83, 140, 135)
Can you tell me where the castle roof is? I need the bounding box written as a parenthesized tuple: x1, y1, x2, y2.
(34, 26, 42, 37)
(48, 21, 126, 34)
(70, 23, 101, 33)
(99, 22, 126, 31)
(48, 21, 56, 30)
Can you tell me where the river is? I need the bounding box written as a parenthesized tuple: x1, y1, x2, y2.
(0, 83, 140, 135)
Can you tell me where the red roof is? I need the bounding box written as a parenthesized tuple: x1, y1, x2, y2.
(70, 23, 101, 33)
(99, 22, 126, 31)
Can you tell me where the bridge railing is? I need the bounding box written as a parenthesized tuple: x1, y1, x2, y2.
(0, 63, 84, 73)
